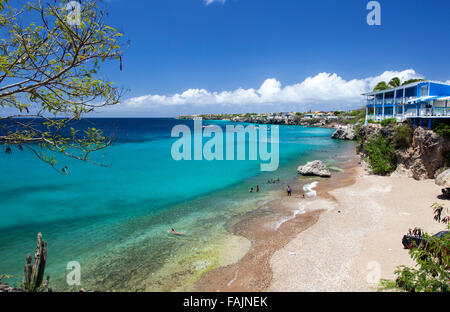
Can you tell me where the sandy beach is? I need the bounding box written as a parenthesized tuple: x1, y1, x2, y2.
(270, 163, 446, 292)
(194, 147, 447, 292)
(195, 149, 361, 292)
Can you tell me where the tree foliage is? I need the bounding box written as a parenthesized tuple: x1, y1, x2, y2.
(0, 0, 125, 172)
(393, 230, 449, 292)
(388, 77, 401, 88)
(372, 77, 426, 92)
(402, 78, 426, 86)
(373, 81, 389, 92)
(380, 204, 449, 292)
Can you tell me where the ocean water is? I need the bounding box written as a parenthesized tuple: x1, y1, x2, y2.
(0, 118, 354, 291)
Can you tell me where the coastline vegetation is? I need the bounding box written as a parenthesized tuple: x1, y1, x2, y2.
(0, 0, 125, 173)
(359, 122, 415, 175)
(363, 135, 397, 175)
(393, 125, 413, 148)
(380, 204, 449, 292)
(433, 123, 450, 138)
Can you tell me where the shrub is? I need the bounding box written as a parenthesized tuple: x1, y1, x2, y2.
(381, 118, 397, 127)
(434, 123, 450, 138)
(364, 135, 397, 175)
(393, 125, 413, 148)
(380, 204, 450, 292)
(392, 231, 449, 292)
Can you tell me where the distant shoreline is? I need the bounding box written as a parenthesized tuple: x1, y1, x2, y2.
(177, 110, 364, 131)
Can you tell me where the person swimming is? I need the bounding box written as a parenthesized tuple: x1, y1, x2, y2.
(169, 228, 184, 235)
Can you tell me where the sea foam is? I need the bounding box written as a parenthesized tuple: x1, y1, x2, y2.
(303, 181, 318, 198)
(275, 202, 307, 231)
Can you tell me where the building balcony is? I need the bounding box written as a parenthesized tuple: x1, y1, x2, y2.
(366, 108, 450, 122)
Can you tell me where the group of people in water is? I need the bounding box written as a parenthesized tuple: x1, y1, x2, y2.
(248, 179, 305, 198)
(249, 185, 260, 193)
(170, 179, 307, 236)
(249, 177, 283, 193)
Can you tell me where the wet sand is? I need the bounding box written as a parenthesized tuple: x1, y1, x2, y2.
(194, 149, 360, 292)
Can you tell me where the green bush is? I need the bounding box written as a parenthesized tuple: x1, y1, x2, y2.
(434, 123, 450, 138)
(393, 125, 413, 148)
(364, 135, 397, 175)
(380, 118, 397, 127)
(380, 204, 450, 292)
(380, 230, 450, 292)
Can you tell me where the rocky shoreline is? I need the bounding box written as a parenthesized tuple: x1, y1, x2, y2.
(177, 112, 362, 130)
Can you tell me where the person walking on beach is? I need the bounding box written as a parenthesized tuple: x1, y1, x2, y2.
(287, 186, 292, 196)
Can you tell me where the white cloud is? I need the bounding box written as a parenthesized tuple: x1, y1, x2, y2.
(205, 0, 226, 5)
(122, 69, 423, 112)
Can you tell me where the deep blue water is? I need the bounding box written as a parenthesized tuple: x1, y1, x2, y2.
(0, 118, 353, 291)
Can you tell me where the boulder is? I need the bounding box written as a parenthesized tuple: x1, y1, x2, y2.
(331, 125, 355, 140)
(297, 160, 331, 177)
(435, 169, 450, 188)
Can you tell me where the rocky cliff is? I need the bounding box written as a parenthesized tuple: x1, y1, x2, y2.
(358, 123, 450, 180)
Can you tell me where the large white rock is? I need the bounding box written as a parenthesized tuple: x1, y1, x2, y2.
(331, 125, 355, 140)
(435, 169, 450, 188)
(297, 160, 331, 177)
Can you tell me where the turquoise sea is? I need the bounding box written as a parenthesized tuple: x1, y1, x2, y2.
(0, 118, 354, 291)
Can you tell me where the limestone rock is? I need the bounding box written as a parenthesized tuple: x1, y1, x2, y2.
(297, 160, 331, 177)
(331, 125, 355, 140)
(435, 169, 450, 187)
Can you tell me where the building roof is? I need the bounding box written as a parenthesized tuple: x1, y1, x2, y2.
(407, 95, 450, 104)
(362, 80, 450, 96)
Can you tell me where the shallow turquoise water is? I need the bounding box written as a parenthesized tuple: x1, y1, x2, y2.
(0, 118, 353, 290)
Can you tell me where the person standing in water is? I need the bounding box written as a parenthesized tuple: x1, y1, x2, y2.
(287, 185, 292, 196)
(256, 185, 260, 193)
(249, 187, 254, 193)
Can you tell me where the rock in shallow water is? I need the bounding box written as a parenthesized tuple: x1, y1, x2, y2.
(297, 160, 331, 177)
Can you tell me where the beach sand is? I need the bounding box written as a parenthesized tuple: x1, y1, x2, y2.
(194, 150, 361, 292)
(195, 147, 447, 292)
(269, 164, 446, 292)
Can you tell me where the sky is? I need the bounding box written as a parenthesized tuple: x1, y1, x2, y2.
(92, 0, 450, 117)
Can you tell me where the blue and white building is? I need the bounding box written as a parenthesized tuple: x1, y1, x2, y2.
(364, 81, 450, 127)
